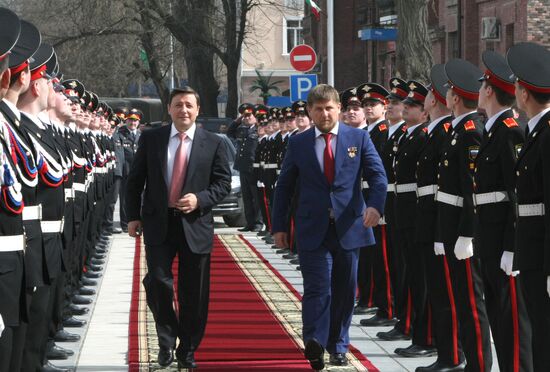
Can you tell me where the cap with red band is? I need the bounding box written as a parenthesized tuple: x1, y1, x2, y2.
(428, 65, 449, 107)
(357, 83, 389, 104)
(402, 80, 428, 105)
(479, 50, 515, 96)
(507, 42, 550, 95)
(0, 8, 21, 62)
(387, 77, 409, 100)
(8, 20, 40, 75)
(444, 58, 483, 101)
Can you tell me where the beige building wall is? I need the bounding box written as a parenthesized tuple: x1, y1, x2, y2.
(241, 0, 304, 104)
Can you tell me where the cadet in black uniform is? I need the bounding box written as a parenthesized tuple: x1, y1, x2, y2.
(356, 83, 389, 321)
(227, 103, 263, 232)
(114, 108, 141, 232)
(0, 9, 26, 372)
(475, 50, 533, 372)
(374, 78, 407, 335)
(436, 59, 492, 372)
(507, 42, 550, 372)
(416, 64, 465, 372)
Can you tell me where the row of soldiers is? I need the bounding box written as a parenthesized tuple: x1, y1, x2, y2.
(233, 42, 550, 371)
(0, 9, 122, 372)
(227, 101, 311, 260)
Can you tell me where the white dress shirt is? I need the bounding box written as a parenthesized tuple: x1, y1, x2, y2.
(314, 122, 339, 172)
(367, 118, 385, 133)
(451, 111, 477, 129)
(165, 123, 195, 187)
(2, 99, 21, 121)
(406, 122, 423, 136)
(388, 121, 404, 138)
(484, 108, 510, 133)
(427, 116, 450, 135)
(527, 107, 550, 134)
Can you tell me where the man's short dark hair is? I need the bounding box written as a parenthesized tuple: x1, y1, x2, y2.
(307, 84, 340, 106)
(518, 84, 550, 105)
(169, 86, 201, 106)
(0, 55, 9, 74)
(484, 81, 515, 107)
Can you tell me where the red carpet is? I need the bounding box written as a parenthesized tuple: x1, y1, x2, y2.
(128, 234, 377, 371)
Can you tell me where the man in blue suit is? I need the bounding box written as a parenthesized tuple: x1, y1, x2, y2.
(272, 84, 387, 370)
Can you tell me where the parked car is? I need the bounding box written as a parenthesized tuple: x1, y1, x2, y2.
(212, 134, 246, 227)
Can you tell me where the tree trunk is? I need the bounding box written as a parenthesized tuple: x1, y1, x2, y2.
(182, 41, 220, 117)
(395, 0, 433, 82)
(225, 58, 239, 118)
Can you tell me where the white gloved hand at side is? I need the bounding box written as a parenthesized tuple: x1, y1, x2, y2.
(434, 242, 445, 256)
(454, 236, 474, 260)
(500, 251, 519, 276)
(0, 313, 4, 338)
(547, 276, 550, 298)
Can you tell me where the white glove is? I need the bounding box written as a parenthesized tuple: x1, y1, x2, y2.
(547, 276, 550, 298)
(256, 181, 265, 188)
(434, 242, 445, 256)
(379, 216, 386, 225)
(0, 314, 4, 338)
(500, 251, 519, 276)
(454, 236, 474, 260)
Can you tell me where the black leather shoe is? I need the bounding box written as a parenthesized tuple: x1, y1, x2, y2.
(304, 339, 325, 371)
(395, 344, 437, 358)
(78, 287, 96, 296)
(354, 305, 377, 315)
(276, 248, 289, 254)
(83, 271, 102, 279)
(360, 314, 397, 327)
(283, 252, 298, 259)
(112, 227, 123, 234)
(376, 327, 411, 341)
(290, 258, 300, 265)
(157, 347, 174, 367)
(72, 295, 93, 305)
(264, 237, 274, 244)
(257, 230, 268, 236)
(46, 344, 72, 360)
(63, 316, 87, 327)
(296, 266, 301, 271)
(250, 225, 263, 232)
(80, 278, 97, 287)
(416, 360, 466, 372)
(41, 361, 71, 372)
(69, 304, 89, 316)
(90, 258, 105, 265)
(92, 252, 106, 259)
(177, 351, 197, 369)
(87, 264, 103, 272)
(54, 329, 81, 342)
(237, 226, 252, 232)
(329, 353, 348, 366)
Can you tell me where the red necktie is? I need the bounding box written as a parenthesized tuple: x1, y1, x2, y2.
(322, 133, 335, 184)
(168, 132, 188, 207)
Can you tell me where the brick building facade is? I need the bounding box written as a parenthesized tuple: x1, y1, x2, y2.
(303, 0, 549, 87)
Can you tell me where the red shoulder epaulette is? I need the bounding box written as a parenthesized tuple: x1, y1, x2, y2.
(464, 120, 476, 131)
(378, 124, 387, 132)
(443, 123, 451, 132)
(401, 125, 407, 132)
(503, 117, 519, 128)
(422, 127, 428, 133)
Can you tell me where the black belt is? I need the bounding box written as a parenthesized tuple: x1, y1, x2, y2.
(168, 208, 183, 217)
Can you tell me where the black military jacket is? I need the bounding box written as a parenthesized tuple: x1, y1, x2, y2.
(514, 110, 550, 273)
(415, 116, 452, 243)
(393, 122, 428, 230)
(380, 122, 406, 224)
(436, 112, 483, 246)
(473, 109, 524, 257)
(113, 125, 140, 177)
(227, 121, 258, 173)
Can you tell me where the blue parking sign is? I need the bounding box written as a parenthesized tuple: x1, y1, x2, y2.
(290, 74, 318, 101)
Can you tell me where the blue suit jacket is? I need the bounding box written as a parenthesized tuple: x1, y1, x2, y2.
(272, 123, 387, 251)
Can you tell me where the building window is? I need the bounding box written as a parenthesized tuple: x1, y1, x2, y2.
(283, 17, 304, 55)
(505, 23, 514, 51)
(448, 31, 459, 59)
(284, 0, 304, 11)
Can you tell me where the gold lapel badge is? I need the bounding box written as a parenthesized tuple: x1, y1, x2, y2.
(348, 146, 358, 158)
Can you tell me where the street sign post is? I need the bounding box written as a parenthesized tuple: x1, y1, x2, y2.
(290, 74, 318, 101)
(289, 44, 317, 72)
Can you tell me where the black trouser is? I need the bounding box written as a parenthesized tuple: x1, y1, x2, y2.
(444, 248, 492, 372)
(424, 247, 463, 366)
(371, 224, 394, 319)
(520, 270, 550, 372)
(392, 227, 412, 335)
(406, 240, 432, 347)
(119, 176, 128, 229)
(143, 213, 211, 353)
(257, 186, 271, 231)
(104, 176, 121, 229)
(480, 256, 533, 372)
(240, 170, 262, 228)
(356, 245, 375, 308)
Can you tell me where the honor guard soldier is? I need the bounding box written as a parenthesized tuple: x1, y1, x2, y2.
(356, 82, 388, 318)
(227, 103, 263, 232)
(475, 50, 533, 372)
(436, 58, 492, 372)
(0, 8, 26, 372)
(254, 114, 271, 235)
(383, 82, 434, 358)
(114, 108, 141, 232)
(341, 87, 367, 129)
(415, 65, 465, 372)
(507, 42, 550, 372)
(365, 78, 407, 333)
(293, 100, 310, 132)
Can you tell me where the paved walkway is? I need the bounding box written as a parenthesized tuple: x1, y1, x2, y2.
(62, 220, 498, 371)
